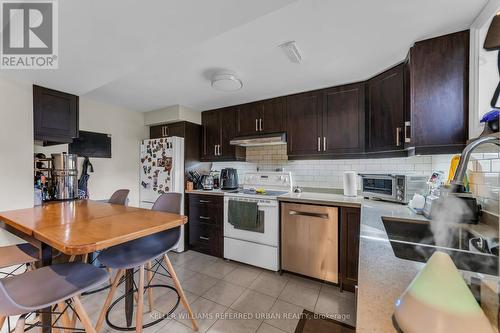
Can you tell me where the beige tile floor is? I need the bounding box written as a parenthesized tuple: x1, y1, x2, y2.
(75, 250, 357, 333)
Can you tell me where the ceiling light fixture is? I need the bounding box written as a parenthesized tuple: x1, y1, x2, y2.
(211, 72, 243, 92)
(279, 40, 303, 64)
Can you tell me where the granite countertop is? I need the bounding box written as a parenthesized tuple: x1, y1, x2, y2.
(185, 189, 226, 196)
(278, 192, 363, 207)
(278, 192, 498, 332)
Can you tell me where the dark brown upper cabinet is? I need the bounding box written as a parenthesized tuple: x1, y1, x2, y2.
(286, 91, 323, 157)
(406, 30, 469, 154)
(366, 64, 405, 153)
(237, 97, 286, 136)
(33, 85, 79, 144)
(150, 121, 188, 139)
(201, 106, 245, 161)
(287, 84, 365, 159)
(323, 82, 365, 155)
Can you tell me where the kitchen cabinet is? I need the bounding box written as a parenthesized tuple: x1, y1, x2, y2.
(287, 84, 365, 159)
(201, 106, 245, 161)
(237, 97, 286, 136)
(286, 91, 323, 157)
(150, 122, 186, 139)
(150, 121, 201, 176)
(366, 64, 405, 153)
(406, 30, 469, 154)
(323, 83, 365, 155)
(281, 203, 339, 283)
(187, 193, 223, 257)
(33, 85, 79, 144)
(339, 207, 360, 292)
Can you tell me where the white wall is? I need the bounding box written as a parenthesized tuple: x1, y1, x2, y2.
(36, 98, 145, 207)
(143, 104, 201, 126)
(0, 77, 34, 212)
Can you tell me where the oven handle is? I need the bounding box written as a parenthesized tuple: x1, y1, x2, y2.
(288, 210, 329, 219)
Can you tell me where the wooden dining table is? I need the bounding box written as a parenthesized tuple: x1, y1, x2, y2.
(0, 200, 187, 333)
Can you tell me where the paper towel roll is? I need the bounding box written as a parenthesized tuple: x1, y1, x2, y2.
(343, 171, 357, 197)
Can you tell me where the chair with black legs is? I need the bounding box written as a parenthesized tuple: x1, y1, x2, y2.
(95, 193, 198, 333)
(0, 262, 108, 333)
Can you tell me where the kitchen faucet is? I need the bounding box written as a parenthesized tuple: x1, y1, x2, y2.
(451, 134, 500, 192)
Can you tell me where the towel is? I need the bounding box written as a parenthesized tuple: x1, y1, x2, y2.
(228, 200, 264, 233)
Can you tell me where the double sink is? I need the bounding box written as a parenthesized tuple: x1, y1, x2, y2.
(382, 217, 498, 276)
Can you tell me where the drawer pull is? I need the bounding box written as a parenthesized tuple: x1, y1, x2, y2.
(199, 236, 210, 241)
(199, 200, 211, 204)
(288, 210, 329, 219)
(199, 216, 211, 220)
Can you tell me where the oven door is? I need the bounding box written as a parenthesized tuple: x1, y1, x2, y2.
(223, 196, 278, 247)
(361, 175, 397, 200)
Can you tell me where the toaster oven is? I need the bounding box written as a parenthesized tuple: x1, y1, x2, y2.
(359, 174, 428, 204)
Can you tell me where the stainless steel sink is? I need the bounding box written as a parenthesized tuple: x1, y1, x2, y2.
(382, 217, 498, 276)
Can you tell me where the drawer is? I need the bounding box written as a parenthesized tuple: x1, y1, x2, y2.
(189, 222, 222, 257)
(188, 194, 223, 208)
(188, 204, 222, 225)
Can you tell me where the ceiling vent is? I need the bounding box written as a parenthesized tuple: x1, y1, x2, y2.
(211, 72, 243, 92)
(279, 41, 303, 64)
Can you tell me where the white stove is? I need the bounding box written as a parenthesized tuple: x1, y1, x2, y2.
(223, 171, 292, 271)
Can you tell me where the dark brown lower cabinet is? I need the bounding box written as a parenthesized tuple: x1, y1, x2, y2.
(187, 194, 223, 258)
(339, 207, 361, 292)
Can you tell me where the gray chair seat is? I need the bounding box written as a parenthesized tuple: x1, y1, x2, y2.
(0, 263, 109, 315)
(97, 228, 180, 270)
(0, 243, 38, 269)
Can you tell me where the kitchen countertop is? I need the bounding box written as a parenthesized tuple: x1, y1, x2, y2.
(276, 192, 498, 332)
(186, 189, 226, 196)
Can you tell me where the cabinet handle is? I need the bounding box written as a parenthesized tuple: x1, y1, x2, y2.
(199, 200, 211, 204)
(289, 210, 329, 219)
(323, 137, 327, 151)
(214, 145, 217, 156)
(218, 145, 222, 156)
(317, 137, 321, 152)
(404, 121, 411, 143)
(199, 236, 210, 241)
(396, 127, 402, 147)
(199, 216, 211, 220)
(259, 118, 263, 131)
(256, 119, 259, 132)
(162, 126, 165, 137)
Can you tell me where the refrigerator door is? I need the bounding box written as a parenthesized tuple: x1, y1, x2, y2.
(140, 137, 185, 252)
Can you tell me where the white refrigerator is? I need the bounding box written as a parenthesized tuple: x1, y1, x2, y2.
(140, 136, 185, 252)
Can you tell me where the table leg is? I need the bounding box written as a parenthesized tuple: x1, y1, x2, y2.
(124, 269, 134, 327)
(40, 244, 52, 333)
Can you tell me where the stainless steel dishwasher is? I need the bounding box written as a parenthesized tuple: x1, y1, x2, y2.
(281, 202, 339, 283)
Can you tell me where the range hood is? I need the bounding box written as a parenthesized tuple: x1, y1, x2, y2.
(230, 132, 287, 147)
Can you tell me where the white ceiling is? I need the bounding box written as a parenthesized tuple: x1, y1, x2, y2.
(0, 0, 489, 112)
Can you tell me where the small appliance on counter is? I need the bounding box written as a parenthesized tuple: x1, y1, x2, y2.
(51, 153, 79, 200)
(201, 174, 214, 190)
(359, 174, 428, 204)
(423, 192, 482, 224)
(220, 168, 239, 190)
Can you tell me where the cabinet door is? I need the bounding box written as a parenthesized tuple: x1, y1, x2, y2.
(201, 111, 220, 160)
(261, 97, 286, 134)
(150, 125, 163, 139)
(322, 83, 365, 155)
(409, 30, 469, 153)
(340, 207, 360, 292)
(237, 102, 262, 136)
(366, 64, 405, 152)
(219, 106, 239, 159)
(33, 85, 79, 143)
(166, 122, 185, 138)
(286, 91, 323, 157)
